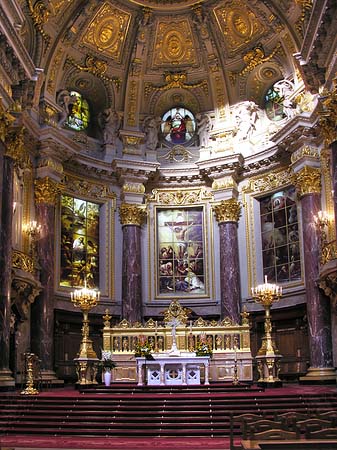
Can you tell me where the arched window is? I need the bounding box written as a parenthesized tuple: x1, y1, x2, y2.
(65, 91, 90, 131)
(264, 85, 284, 121)
(161, 107, 196, 145)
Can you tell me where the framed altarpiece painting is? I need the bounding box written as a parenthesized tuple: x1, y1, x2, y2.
(147, 188, 214, 301)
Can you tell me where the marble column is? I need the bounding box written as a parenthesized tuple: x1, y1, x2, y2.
(119, 203, 147, 323)
(213, 199, 241, 324)
(331, 141, 337, 239)
(0, 151, 15, 386)
(31, 177, 61, 382)
(295, 165, 335, 382)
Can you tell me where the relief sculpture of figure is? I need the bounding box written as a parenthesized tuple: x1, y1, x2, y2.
(143, 116, 161, 150)
(274, 79, 297, 120)
(196, 113, 212, 148)
(98, 108, 120, 146)
(234, 101, 259, 141)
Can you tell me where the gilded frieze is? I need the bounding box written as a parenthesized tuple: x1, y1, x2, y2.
(145, 72, 208, 97)
(47, 48, 63, 94)
(245, 169, 292, 194)
(126, 80, 138, 127)
(214, 2, 265, 54)
(81, 3, 131, 63)
(63, 174, 116, 200)
(153, 20, 197, 67)
(148, 188, 213, 205)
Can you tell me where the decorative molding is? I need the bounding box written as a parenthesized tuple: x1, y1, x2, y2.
(66, 55, 121, 86)
(291, 145, 319, 164)
(63, 174, 116, 200)
(12, 250, 34, 274)
(244, 168, 291, 193)
(318, 79, 337, 146)
(145, 72, 208, 97)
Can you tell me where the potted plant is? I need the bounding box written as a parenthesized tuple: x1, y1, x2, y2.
(100, 350, 116, 386)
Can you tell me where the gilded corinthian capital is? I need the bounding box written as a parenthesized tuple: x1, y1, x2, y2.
(293, 166, 321, 197)
(213, 199, 241, 223)
(34, 177, 61, 205)
(119, 203, 147, 226)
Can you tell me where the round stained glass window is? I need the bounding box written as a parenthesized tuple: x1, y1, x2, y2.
(161, 107, 196, 145)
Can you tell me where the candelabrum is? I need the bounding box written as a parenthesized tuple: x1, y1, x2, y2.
(21, 353, 39, 395)
(251, 276, 282, 386)
(24, 220, 41, 267)
(314, 210, 331, 264)
(71, 281, 100, 360)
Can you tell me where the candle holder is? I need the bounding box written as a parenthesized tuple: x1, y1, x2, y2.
(71, 281, 100, 385)
(251, 276, 282, 387)
(21, 353, 39, 395)
(24, 220, 41, 267)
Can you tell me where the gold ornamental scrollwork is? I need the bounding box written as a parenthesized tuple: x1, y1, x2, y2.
(122, 183, 145, 194)
(12, 250, 35, 274)
(291, 145, 319, 164)
(145, 72, 208, 97)
(293, 165, 321, 197)
(27, 0, 51, 44)
(153, 20, 197, 67)
(81, 3, 131, 62)
(213, 199, 241, 223)
(5, 127, 28, 167)
(318, 79, 337, 146)
(161, 299, 191, 326)
(245, 168, 291, 194)
(0, 98, 15, 143)
(66, 56, 121, 87)
(148, 188, 212, 205)
(119, 203, 147, 226)
(34, 177, 61, 205)
(230, 43, 283, 84)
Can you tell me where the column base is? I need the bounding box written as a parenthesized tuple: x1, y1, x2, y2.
(0, 368, 15, 390)
(299, 367, 336, 384)
(39, 369, 64, 387)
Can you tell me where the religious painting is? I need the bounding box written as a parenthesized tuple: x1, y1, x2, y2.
(161, 107, 196, 145)
(60, 195, 100, 289)
(65, 91, 90, 131)
(157, 207, 206, 296)
(259, 186, 301, 283)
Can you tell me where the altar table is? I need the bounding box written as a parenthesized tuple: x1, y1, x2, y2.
(136, 354, 210, 386)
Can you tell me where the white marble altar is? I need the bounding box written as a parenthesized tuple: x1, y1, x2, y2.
(136, 353, 210, 386)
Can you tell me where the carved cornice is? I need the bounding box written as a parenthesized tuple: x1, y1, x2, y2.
(293, 165, 321, 197)
(119, 203, 147, 226)
(34, 177, 61, 205)
(213, 199, 241, 223)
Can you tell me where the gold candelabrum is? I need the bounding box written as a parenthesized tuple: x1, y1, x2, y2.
(71, 281, 100, 360)
(21, 353, 39, 395)
(314, 210, 332, 264)
(24, 220, 41, 267)
(251, 276, 282, 386)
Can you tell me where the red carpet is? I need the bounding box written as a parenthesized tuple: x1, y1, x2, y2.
(1, 383, 336, 450)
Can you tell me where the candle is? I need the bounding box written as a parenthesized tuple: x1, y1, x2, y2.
(189, 320, 193, 334)
(155, 320, 158, 334)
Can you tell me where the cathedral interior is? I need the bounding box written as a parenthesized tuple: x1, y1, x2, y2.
(1, 0, 337, 389)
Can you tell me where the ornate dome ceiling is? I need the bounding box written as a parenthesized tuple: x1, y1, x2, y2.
(22, 0, 307, 117)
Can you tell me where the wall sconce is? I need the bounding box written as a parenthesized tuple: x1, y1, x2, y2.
(314, 210, 329, 243)
(24, 220, 42, 239)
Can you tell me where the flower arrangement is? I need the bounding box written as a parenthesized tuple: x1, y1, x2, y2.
(195, 334, 212, 356)
(100, 350, 116, 370)
(134, 335, 153, 357)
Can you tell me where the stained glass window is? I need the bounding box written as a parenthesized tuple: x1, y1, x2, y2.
(60, 195, 99, 289)
(157, 207, 205, 295)
(259, 186, 301, 283)
(264, 85, 284, 121)
(65, 91, 90, 131)
(161, 107, 196, 145)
